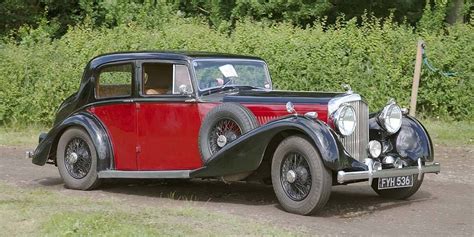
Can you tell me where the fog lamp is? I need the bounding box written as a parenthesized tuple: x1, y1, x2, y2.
(368, 140, 382, 158)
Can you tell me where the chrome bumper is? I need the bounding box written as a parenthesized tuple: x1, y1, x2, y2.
(337, 158, 440, 184)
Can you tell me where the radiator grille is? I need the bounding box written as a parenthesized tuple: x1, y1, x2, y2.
(341, 100, 369, 161)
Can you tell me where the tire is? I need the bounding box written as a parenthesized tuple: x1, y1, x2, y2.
(56, 127, 100, 190)
(271, 135, 332, 215)
(371, 174, 424, 199)
(198, 103, 259, 162)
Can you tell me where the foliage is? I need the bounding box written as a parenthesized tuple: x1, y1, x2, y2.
(0, 9, 472, 125)
(4, 0, 465, 38)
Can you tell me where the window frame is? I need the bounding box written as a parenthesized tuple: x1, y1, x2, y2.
(94, 61, 135, 100)
(191, 58, 273, 94)
(137, 60, 195, 98)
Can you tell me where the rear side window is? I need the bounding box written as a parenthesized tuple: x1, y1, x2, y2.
(96, 64, 133, 99)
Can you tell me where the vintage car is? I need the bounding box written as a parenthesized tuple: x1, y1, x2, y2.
(31, 51, 440, 215)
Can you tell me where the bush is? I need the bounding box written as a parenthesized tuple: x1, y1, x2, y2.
(0, 16, 472, 126)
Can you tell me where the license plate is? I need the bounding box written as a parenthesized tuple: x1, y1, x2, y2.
(378, 175, 414, 189)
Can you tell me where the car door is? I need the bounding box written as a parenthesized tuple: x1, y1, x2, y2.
(88, 62, 139, 171)
(136, 60, 203, 170)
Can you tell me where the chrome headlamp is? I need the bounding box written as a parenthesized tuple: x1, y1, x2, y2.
(333, 104, 356, 137)
(378, 100, 402, 134)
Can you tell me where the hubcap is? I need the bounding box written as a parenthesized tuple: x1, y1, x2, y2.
(280, 152, 312, 201)
(64, 137, 92, 179)
(209, 119, 242, 154)
(217, 135, 227, 148)
(68, 152, 78, 164)
(286, 170, 297, 183)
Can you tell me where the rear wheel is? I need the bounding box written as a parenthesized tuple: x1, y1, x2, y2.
(56, 127, 100, 190)
(271, 135, 332, 215)
(371, 174, 424, 199)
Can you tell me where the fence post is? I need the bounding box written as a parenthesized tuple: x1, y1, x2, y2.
(409, 40, 424, 117)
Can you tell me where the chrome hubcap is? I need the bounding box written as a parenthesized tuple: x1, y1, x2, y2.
(209, 119, 242, 154)
(68, 152, 78, 164)
(286, 170, 297, 183)
(217, 135, 227, 148)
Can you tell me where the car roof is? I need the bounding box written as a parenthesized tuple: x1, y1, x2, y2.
(88, 51, 265, 69)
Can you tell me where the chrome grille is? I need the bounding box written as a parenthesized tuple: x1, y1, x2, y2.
(341, 100, 369, 161)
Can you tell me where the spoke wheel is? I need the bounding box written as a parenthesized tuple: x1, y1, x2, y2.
(208, 118, 242, 154)
(199, 103, 259, 163)
(57, 128, 100, 190)
(271, 135, 332, 215)
(280, 152, 312, 201)
(64, 137, 92, 179)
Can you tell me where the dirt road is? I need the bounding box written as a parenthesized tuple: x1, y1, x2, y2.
(1, 145, 473, 236)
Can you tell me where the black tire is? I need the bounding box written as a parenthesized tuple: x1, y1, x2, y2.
(371, 174, 424, 199)
(199, 103, 259, 162)
(271, 135, 332, 215)
(56, 127, 100, 190)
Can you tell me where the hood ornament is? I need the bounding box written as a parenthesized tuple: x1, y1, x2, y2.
(341, 84, 353, 94)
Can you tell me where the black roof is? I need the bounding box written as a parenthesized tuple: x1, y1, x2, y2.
(88, 51, 264, 69)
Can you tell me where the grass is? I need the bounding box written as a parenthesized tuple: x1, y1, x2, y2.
(1, 119, 472, 147)
(421, 119, 473, 146)
(0, 181, 300, 236)
(0, 126, 45, 146)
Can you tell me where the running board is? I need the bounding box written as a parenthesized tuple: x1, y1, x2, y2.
(98, 170, 191, 179)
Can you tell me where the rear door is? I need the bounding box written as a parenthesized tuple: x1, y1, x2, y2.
(136, 61, 203, 170)
(88, 62, 138, 170)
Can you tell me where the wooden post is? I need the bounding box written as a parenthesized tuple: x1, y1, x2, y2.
(409, 40, 424, 117)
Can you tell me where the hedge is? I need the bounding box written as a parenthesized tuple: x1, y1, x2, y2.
(0, 17, 472, 126)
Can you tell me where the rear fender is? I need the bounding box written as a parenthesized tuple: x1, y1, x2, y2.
(191, 116, 355, 178)
(32, 112, 113, 171)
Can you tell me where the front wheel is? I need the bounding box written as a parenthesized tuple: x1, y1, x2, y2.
(371, 174, 424, 199)
(271, 135, 332, 215)
(56, 127, 100, 190)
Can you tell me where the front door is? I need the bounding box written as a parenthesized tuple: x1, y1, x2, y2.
(136, 61, 203, 170)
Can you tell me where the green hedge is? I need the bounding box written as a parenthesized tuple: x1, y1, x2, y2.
(0, 17, 472, 125)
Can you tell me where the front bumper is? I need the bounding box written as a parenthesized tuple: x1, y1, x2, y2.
(337, 158, 440, 184)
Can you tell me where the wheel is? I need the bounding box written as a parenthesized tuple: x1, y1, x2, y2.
(198, 103, 259, 162)
(371, 174, 424, 199)
(56, 127, 100, 190)
(271, 135, 332, 215)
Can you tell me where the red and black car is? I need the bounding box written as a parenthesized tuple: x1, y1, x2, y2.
(31, 51, 440, 215)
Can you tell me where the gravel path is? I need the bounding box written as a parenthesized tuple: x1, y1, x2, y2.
(0, 145, 473, 236)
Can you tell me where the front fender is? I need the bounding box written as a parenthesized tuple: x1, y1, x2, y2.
(191, 116, 356, 178)
(32, 112, 113, 171)
(369, 114, 434, 164)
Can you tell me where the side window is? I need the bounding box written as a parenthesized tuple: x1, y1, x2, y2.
(96, 64, 133, 99)
(143, 63, 193, 96)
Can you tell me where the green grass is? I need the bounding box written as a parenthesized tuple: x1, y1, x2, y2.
(0, 182, 300, 236)
(0, 119, 472, 147)
(0, 126, 46, 146)
(422, 119, 473, 146)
